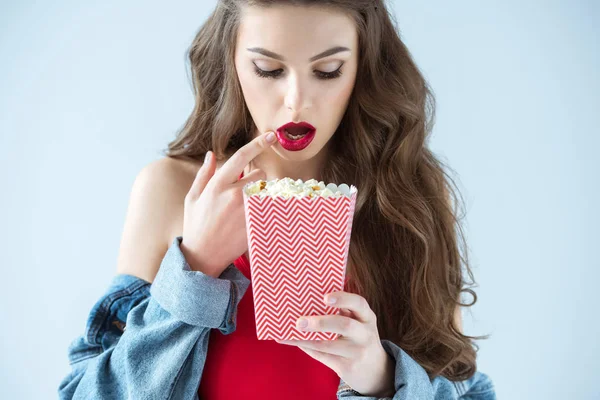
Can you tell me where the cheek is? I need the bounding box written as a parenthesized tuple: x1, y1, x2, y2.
(238, 72, 276, 116)
(322, 80, 354, 118)
(316, 79, 355, 139)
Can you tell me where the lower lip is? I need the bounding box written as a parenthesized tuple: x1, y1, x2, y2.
(275, 129, 316, 151)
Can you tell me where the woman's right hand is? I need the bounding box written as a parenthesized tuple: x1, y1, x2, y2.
(180, 130, 277, 278)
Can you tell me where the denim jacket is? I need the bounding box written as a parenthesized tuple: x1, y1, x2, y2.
(58, 236, 497, 399)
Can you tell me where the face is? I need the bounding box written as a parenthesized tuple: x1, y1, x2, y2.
(234, 4, 358, 166)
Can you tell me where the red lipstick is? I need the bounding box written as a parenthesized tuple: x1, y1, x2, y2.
(275, 121, 316, 151)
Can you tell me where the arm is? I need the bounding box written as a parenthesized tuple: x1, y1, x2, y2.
(58, 236, 250, 400)
(337, 306, 496, 399)
(58, 159, 251, 399)
(337, 340, 496, 399)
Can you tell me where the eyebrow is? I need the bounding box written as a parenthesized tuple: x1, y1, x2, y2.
(246, 46, 351, 62)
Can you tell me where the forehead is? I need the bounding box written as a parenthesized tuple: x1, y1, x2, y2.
(236, 5, 357, 60)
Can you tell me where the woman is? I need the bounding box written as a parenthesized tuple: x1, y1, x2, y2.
(59, 1, 496, 399)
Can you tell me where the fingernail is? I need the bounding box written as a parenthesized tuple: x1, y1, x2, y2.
(326, 296, 337, 304)
(297, 318, 308, 329)
(266, 132, 276, 143)
(204, 151, 211, 163)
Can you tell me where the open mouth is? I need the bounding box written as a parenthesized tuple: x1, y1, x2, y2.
(275, 121, 316, 151)
(284, 126, 311, 140)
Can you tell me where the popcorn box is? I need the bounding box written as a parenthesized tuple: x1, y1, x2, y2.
(242, 178, 357, 341)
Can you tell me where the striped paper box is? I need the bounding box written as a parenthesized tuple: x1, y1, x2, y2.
(242, 183, 357, 341)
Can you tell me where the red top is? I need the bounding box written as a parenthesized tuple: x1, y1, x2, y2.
(197, 171, 342, 399)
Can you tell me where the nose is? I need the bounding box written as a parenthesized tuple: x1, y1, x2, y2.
(284, 75, 311, 115)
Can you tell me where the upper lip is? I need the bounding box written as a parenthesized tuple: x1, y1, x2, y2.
(277, 121, 316, 132)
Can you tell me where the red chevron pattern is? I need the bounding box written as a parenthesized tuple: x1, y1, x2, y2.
(243, 189, 357, 341)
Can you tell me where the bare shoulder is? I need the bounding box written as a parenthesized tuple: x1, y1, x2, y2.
(114, 156, 204, 283)
(135, 156, 203, 215)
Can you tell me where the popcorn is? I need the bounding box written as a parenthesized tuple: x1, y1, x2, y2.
(243, 177, 354, 198)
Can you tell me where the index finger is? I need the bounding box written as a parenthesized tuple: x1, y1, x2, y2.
(217, 131, 276, 184)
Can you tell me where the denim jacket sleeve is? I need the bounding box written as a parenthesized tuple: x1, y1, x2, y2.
(337, 340, 496, 399)
(58, 236, 250, 400)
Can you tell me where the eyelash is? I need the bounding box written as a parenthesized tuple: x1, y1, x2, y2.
(253, 63, 344, 80)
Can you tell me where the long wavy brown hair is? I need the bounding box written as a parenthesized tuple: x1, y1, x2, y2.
(162, 0, 489, 381)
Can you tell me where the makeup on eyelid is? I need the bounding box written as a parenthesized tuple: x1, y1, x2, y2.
(252, 61, 345, 80)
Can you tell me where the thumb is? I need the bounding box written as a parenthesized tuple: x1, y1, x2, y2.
(189, 151, 216, 200)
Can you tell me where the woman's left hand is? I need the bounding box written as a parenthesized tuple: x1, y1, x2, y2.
(275, 291, 396, 397)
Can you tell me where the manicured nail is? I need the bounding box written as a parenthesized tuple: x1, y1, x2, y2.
(266, 132, 276, 143)
(204, 151, 211, 163)
(326, 296, 337, 304)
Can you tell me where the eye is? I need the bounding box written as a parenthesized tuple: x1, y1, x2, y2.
(253, 66, 283, 79)
(252, 63, 344, 80)
(314, 63, 344, 80)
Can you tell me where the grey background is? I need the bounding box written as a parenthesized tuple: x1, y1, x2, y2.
(1, 0, 598, 398)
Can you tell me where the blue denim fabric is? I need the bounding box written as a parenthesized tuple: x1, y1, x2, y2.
(58, 236, 496, 399)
